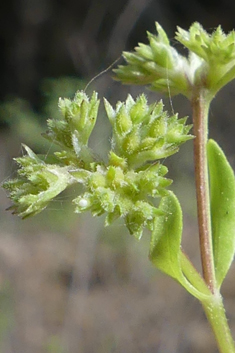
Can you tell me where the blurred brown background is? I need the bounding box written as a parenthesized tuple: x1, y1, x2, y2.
(1, 1, 235, 352)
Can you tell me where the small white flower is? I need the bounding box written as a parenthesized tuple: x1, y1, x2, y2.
(78, 199, 89, 208)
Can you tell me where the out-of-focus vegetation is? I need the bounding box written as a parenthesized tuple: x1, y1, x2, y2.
(0, 77, 85, 149)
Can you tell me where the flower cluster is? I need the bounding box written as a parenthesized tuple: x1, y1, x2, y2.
(105, 94, 192, 169)
(114, 22, 235, 98)
(43, 90, 100, 167)
(114, 23, 189, 96)
(176, 23, 235, 65)
(3, 91, 193, 238)
(74, 162, 170, 239)
(3, 145, 76, 218)
(176, 23, 235, 92)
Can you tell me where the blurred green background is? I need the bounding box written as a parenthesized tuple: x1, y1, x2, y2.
(1, 1, 235, 352)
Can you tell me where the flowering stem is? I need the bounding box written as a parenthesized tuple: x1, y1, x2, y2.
(191, 90, 216, 293)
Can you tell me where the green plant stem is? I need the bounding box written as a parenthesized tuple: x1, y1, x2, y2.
(202, 294, 235, 353)
(182, 250, 235, 352)
(191, 90, 216, 293)
(191, 90, 235, 353)
(180, 250, 211, 295)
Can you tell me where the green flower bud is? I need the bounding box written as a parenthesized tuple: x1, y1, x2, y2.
(122, 126, 141, 155)
(108, 151, 127, 169)
(148, 117, 167, 138)
(176, 23, 235, 93)
(73, 160, 171, 239)
(135, 43, 154, 61)
(115, 106, 133, 135)
(106, 166, 125, 189)
(126, 201, 163, 239)
(147, 33, 174, 68)
(129, 94, 149, 123)
(90, 167, 106, 189)
(104, 94, 193, 169)
(44, 91, 100, 158)
(2, 145, 75, 218)
(114, 22, 190, 96)
(115, 22, 235, 97)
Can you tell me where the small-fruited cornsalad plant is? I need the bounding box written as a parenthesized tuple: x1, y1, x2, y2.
(3, 22, 235, 353)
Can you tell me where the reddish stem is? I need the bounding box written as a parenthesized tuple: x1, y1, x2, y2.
(191, 91, 216, 293)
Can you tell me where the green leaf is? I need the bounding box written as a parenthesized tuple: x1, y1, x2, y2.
(149, 191, 210, 300)
(149, 191, 183, 281)
(207, 139, 235, 288)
